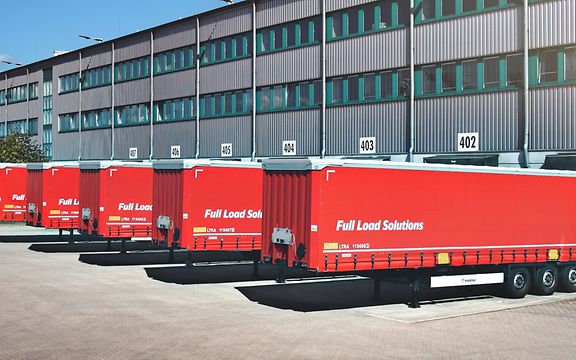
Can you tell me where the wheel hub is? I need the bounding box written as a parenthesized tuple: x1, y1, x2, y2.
(543, 270, 555, 288)
(513, 273, 526, 289)
(568, 269, 576, 285)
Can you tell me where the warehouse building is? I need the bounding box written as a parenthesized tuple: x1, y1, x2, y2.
(0, 0, 574, 167)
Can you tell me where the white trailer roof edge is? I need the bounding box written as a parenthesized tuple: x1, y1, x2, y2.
(152, 159, 261, 170)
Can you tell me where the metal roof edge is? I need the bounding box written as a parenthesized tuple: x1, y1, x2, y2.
(153, 159, 261, 170)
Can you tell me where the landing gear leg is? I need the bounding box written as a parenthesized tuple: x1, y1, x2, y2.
(409, 276, 421, 309)
(252, 260, 260, 280)
(372, 278, 382, 301)
(275, 260, 286, 283)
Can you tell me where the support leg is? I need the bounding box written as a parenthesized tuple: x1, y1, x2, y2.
(68, 229, 74, 245)
(252, 260, 260, 280)
(185, 251, 193, 267)
(120, 239, 126, 254)
(106, 239, 112, 251)
(372, 277, 382, 301)
(58, 229, 63, 241)
(409, 276, 421, 309)
(275, 260, 286, 284)
(168, 247, 175, 263)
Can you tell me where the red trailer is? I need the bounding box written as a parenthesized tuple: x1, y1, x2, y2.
(0, 164, 27, 222)
(152, 160, 262, 254)
(26, 162, 80, 230)
(79, 161, 153, 239)
(262, 159, 576, 306)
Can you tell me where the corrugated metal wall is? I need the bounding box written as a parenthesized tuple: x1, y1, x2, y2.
(81, 129, 112, 160)
(115, 78, 150, 107)
(153, 121, 196, 159)
(416, 8, 519, 65)
(115, 34, 150, 62)
(82, 87, 111, 111)
(257, 0, 320, 27)
(154, 19, 196, 53)
(326, 101, 408, 155)
(200, 4, 252, 42)
(530, 0, 576, 49)
(114, 125, 151, 160)
(257, 46, 320, 86)
(530, 86, 576, 151)
(415, 91, 520, 153)
(256, 110, 321, 157)
(52, 131, 79, 161)
(200, 59, 251, 94)
(199, 116, 252, 158)
(154, 69, 196, 101)
(83, 47, 112, 68)
(326, 0, 375, 12)
(327, 29, 408, 77)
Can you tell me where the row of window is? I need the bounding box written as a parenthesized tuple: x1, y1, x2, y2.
(83, 66, 112, 89)
(154, 45, 194, 75)
(258, 80, 323, 111)
(116, 56, 150, 82)
(200, 33, 252, 65)
(328, 69, 410, 105)
(0, 118, 38, 138)
(0, 83, 39, 105)
(419, 0, 516, 22)
(328, 0, 410, 41)
(258, 17, 321, 54)
(200, 90, 253, 118)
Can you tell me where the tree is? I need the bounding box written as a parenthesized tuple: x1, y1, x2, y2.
(0, 133, 46, 163)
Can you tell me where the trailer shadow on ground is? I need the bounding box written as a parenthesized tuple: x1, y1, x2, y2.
(144, 263, 319, 285)
(28, 241, 162, 254)
(235, 279, 503, 312)
(79, 250, 259, 267)
(0, 235, 92, 244)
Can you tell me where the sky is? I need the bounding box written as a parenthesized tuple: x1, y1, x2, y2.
(0, 0, 232, 72)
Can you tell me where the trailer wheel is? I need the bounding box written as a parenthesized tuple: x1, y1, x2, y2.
(533, 265, 558, 296)
(558, 266, 576, 292)
(505, 268, 531, 298)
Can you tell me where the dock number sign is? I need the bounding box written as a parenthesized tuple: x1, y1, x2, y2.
(282, 140, 297, 156)
(171, 146, 181, 158)
(129, 147, 138, 159)
(359, 137, 376, 154)
(458, 132, 479, 152)
(221, 143, 232, 157)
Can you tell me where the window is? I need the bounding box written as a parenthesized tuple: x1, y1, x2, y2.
(235, 91, 244, 113)
(398, 69, 410, 97)
(312, 17, 321, 42)
(287, 23, 296, 47)
(484, 57, 500, 88)
(59, 113, 79, 132)
(422, 0, 436, 20)
(363, 5, 375, 32)
(274, 27, 283, 50)
(224, 93, 233, 114)
(507, 54, 523, 86)
(0, 90, 5, 106)
(442, 0, 456, 16)
(380, 1, 393, 28)
(423, 65, 436, 94)
(462, 60, 477, 90)
(364, 73, 376, 100)
(348, 10, 359, 35)
(82, 65, 112, 89)
(313, 80, 322, 105)
(381, 71, 393, 98)
(566, 47, 576, 81)
(260, 30, 271, 52)
(273, 85, 284, 109)
(332, 78, 344, 103)
(484, 0, 499, 8)
(331, 14, 343, 38)
(260, 89, 271, 111)
(287, 84, 297, 107)
(300, 19, 310, 44)
(539, 50, 558, 82)
(299, 83, 310, 107)
(214, 94, 223, 115)
(397, 0, 410, 25)
(442, 63, 456, 92)
(463, 0, 477, 12)
(115, 57, 150, 82)
(348, 76, 360, 101)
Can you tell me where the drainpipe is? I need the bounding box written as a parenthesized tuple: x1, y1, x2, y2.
(26, 67, 29, 135)
(408, 0, 415, 162)
(251, 0, 257, 161)
(78, 51, 82, 162)
(111, 41, 115, 160)
(4, 74, 7, 128)
(320, 0, 327, 158)
(149, 31, 154, 161)
(196, 17, 201, 159)
(522, 0, 530, 168)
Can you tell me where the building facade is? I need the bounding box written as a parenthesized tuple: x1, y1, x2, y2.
(0, 0, 574, 167)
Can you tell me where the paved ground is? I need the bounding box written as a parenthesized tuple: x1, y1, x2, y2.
(1, 223, 576, 360)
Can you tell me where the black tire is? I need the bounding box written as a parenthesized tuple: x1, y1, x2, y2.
(504, 267, 531, 298)
(533, 265, 558, 296)
(558, 265, 576, 292)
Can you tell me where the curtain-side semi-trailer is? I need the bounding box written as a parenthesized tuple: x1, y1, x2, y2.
(26, 162, 80, 234)
(79, 161, 153, 248)
(152, 160, 263, 267)
(0, 164, 27, 222)
(261, 159, 576, 307)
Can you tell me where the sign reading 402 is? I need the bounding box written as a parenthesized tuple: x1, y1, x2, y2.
(458, 132, 479, 152)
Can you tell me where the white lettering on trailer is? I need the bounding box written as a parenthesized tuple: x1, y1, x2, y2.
(12, 194, 25, 201)
(430, 273, 504, 288)
(204, 209, 262, 219)
(336, 219, 424, 232)
(58, 198, 80, 206)
(118, 203, 153, 211)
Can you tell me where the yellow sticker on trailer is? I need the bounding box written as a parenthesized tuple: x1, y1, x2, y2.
(50, 210, 61, 215)
(194, 227, 207, 233)
(5, 205, 14, 209)
(323, 242, 339, 250)
(109, 216, 121, 221)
